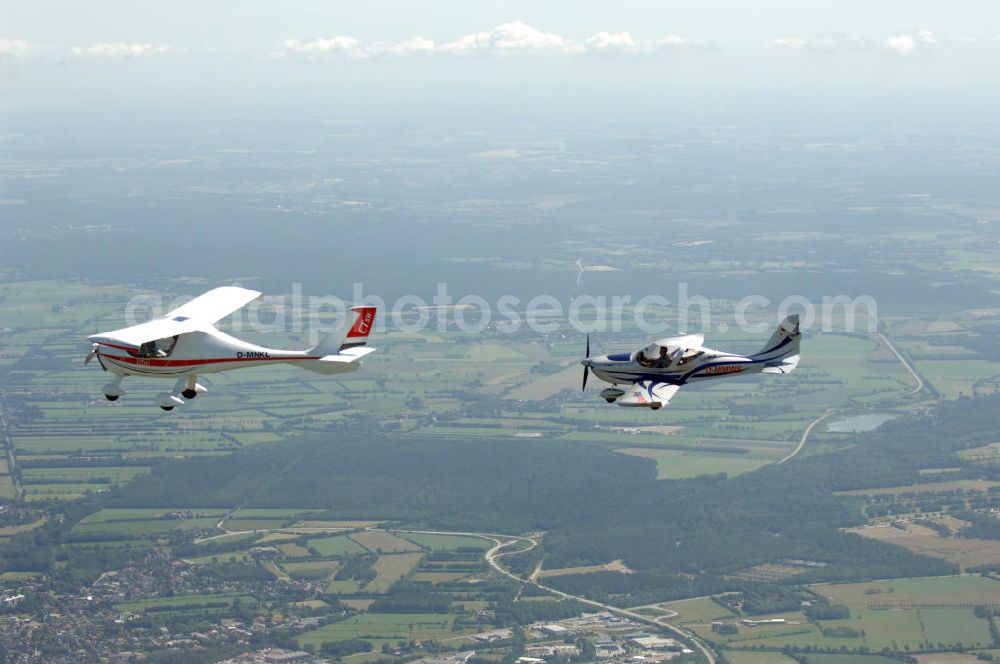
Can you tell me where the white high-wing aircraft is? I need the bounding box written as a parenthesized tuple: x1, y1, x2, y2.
(85, 287, 377, 410)
(581, 315, 801, 410)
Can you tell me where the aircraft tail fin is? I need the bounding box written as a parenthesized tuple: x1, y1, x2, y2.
(756, 314, 801, 360)
(309, 306, 377, 357)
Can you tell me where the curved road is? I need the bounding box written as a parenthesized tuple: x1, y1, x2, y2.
(483, 536, 717, 664)
(190, 519, 718, 662)
(875, 332, 925, 396)
(778, 409, 834, 465)
(778, 331, 925, 466)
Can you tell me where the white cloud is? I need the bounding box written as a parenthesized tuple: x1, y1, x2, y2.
(278, 23, 711, 60)
(583, 31, 638, 55)
(883, 31, 935, 57)
(277, 35, 436, 59)
(656, 35, 705, 48)
(959, 36, 977, 44)
(582, 31, 705, 55)
(768, 37, 806, 49)
(279, 36, 366, 58)
(71, 42, 181, 58)
(439, 21, 572, 54)
(0, 38, 38, 59)
(768, 34, 871, 53)
(368, 37, 436, 57)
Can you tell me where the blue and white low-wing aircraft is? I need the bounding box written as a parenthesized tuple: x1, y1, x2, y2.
(85, 286, 376, 410)
(581, 315, 800, 410)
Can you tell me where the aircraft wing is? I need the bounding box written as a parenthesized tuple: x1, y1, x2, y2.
(164, 286, 263, 324)
(617, 381, 682, 409)
(88, 287, 262, 350)
(88, 317, 208, 350)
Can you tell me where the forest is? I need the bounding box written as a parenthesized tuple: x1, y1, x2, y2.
(6, 395, 999, 602)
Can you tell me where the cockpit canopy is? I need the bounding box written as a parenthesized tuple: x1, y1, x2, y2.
(135, 336, 178, 359)
(635, 334, 706, 369)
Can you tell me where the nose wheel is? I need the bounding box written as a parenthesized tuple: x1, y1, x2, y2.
(160, 405, 174, 411)
(105, 394, 119, 402)
(181, 389, 198, 399)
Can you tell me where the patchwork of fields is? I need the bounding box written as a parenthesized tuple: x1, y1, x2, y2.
(680, 576, 1000, 659)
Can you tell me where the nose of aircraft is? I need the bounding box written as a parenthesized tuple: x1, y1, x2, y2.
(581, 358, 593, 368)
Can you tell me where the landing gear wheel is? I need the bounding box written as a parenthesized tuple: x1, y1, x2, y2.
(105, 394, 119, 402)
(605, 398, 617, 403)
(182, 389, 197, 399)
(650, 403, 662, 410)
(160, 406, 174, 411)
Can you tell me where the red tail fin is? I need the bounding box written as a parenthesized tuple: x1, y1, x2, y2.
(341, 306, 376, 350)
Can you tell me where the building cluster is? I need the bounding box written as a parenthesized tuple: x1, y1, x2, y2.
(217, 648, 314, 663)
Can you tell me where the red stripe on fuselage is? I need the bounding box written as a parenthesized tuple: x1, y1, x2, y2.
(102, 354, 320, 367)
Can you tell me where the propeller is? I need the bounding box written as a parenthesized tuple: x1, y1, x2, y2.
(84, 343, 99, 366)
(582, 334, 590, 391)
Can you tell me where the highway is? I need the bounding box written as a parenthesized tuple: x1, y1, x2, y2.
(196, 519, 720, 663)
(481, 535, 717, 664)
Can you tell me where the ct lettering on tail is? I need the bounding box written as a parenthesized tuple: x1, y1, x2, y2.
(340, 306, 377, 351)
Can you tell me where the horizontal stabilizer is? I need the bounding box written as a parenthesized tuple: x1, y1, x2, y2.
(317, 347, 376, 363)
(762, 354, 800, 374)
(300, 347, 376, 374)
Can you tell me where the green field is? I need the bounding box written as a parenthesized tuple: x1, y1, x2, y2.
(116, 593, 256, 613)
(296, 612, 458, 649)
(813, 575, 1000, 608)
(309, 535, 367, 556)
(73, 517, 221, 538)
(364, 553, 424, 593)
(400, 532, 491, 551)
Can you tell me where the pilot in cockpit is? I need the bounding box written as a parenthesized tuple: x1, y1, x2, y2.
(638, 344, 673, 368)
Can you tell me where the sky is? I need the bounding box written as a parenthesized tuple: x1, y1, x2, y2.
(2, 1, 1000, 121)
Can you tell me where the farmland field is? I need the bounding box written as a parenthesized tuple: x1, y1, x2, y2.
(400, 532, 491, 551)
(365, 553, 424, 593)
(351, 530, 423, 553)
(296, 612, 459, 650)
(308, 535, 367, 556)
(848, 522, 1000, 570)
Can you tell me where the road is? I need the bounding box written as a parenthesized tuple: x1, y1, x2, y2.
(0, 390, 23, 501)
(875, 332, 925, 396)
(193, 520, 719, 662)
(777, 409, 834, 465)
(778, 331, 926, 466)
(483, 536, 717, 664)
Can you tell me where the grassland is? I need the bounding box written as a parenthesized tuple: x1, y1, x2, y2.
(400, 533, 490, 551)
(659, 596, 735, 623)
(308, 534, 367, 556)
(696, 577, 1000, 656)
(364, 553, 425, 593)
(296, 613, 459, 650)
(351, 530, 423, 553)
(812, 575, 1000, 609)
(848, 522, 1000, 570)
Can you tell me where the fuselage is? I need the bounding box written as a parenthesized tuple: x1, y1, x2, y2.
(95, 330, 327, 379)
(584, 347, 763, 386)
